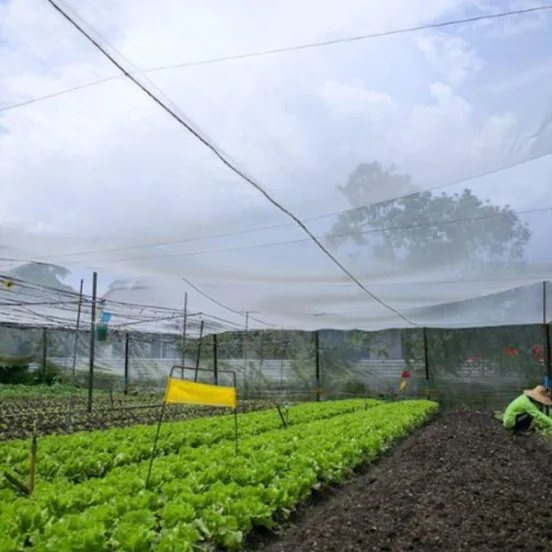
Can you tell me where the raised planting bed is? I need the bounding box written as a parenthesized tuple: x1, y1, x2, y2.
(0, 399, 435, 550)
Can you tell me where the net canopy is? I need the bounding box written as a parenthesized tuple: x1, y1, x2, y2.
(1, 0, 552, 331)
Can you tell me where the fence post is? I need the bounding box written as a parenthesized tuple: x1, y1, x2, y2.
(124, 332, 130, 395)
(42, 328, 48, 379)
(315, 330, 321, 402)
(213, 333, 218, 385)
(243, 312, 249, 397)
(543, 282, 551, 386)
(87, 271, 98, 413)
(423, 327, 430, 400)
(194, 320, 205, 382)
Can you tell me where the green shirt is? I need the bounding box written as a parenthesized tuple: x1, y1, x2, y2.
(503, 394, 552, 430)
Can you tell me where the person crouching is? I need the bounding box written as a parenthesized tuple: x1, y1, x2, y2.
(503, 385, 552, 434)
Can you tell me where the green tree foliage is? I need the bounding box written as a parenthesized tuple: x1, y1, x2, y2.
(329, 162, 537, 383)
(329, 161, 531, 269)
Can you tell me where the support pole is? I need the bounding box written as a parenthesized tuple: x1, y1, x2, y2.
(71, 279, 84, 385)
(423, 327, 430, 400)
(243, 312, 249, 396)
(145, 400, 167, 489)
(87, 272, 97, 413)
(41, 328, 48, 380)
(181, 292, 188, 377)
(544, 282, 551, 385)
(315, 330, 321, 402)
(213, 333, 218, 385)
(29, 424, 37, 494)
(124, 332, 130, 395)
(194, 320, 204, 382)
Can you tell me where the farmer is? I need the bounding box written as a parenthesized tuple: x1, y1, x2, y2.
(503, 385, 552, 433)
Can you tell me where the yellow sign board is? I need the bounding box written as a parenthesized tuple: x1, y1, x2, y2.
(165, 378, 237, 408)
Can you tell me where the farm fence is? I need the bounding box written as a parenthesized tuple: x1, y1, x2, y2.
(1, 321, 551, 409)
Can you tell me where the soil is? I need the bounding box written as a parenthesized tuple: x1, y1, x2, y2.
(260, 409, 552, 552)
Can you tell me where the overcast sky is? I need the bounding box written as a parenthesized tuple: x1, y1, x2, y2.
(1, 0, 551, 330)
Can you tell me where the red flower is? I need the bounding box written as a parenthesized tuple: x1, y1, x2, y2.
(532, 345, 543, 356)
(505, 347, 519, 356)
(401, 371, 410, 379)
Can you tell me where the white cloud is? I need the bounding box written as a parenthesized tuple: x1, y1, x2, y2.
(319, 81, 396, 117)
(417, 33, 483, 85)
(1, 0, 552, 328)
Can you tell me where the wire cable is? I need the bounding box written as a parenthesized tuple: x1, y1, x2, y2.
(18, 204, 551, 266)
(4, 5, 552, 115)
(45, 0, 417, 325)
(4, 148, 550, 266)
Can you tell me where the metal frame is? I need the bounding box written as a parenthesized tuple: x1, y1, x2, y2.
(145, 365, 239, 489)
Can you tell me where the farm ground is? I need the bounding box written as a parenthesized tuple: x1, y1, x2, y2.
(261, 409, 552, 552)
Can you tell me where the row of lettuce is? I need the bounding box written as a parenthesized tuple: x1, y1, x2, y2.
(0, 399, 438, 551)
(0, 399, 379, 486)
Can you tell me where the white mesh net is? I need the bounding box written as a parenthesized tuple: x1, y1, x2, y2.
(1, 0, 552, 331)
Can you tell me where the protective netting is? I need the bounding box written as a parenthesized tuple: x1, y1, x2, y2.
(2, 322, 549, 408)
(1, 1, 552, 330)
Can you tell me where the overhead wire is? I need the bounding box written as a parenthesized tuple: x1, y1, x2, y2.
(2, 5, 552, 114)
(2, 146, 550, 267)
(44, 0, 416, 325)
(16, 204, 552, 266)
(8, 1, 550, 328)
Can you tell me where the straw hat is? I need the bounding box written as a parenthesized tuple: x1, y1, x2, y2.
(524, 385, 552, 406)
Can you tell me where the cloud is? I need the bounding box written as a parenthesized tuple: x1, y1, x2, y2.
(417, 32, 483, 85)
(1, 0, 552, 328)
(319, 81, 396, 117)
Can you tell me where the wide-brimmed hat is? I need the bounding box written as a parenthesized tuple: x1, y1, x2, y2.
(524, 385, 552, 406)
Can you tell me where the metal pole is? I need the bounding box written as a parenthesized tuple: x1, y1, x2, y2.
(233, 371, 239, 456)
(145, 400, 167, 489)
(213, 333, 218, 385)
(124, 332, 130, 395)
(423, 327, 430, 400)
(71, 279, 84, 384)
(42, 327, 48, 380)
(280, 329, 285, 388)
(194, 320, 205, 382)
(243, 312, 249, 396)
(87, 272, 97, 413)
(543, 283, 551, 403)
(181, 292, 188, 376)
(315, 330, 321, 402)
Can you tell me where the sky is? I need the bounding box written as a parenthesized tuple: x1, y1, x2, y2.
(0, 0, 552, 330)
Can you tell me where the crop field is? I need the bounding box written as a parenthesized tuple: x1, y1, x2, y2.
(0, 399, 437, 551)
(0, 385, 274, 441)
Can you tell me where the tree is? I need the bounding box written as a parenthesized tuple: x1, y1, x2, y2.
(329, 162, 531, 270)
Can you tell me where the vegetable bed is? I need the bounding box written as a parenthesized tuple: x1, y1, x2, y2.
(0, 399, 437, 551)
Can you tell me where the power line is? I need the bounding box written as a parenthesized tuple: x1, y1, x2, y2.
(5, 148, 550, 266)
(3, 5, 552, 115)
(181, 275, 275, 328)
(45, 0, 416, 327)
(22, 204, 552, 266)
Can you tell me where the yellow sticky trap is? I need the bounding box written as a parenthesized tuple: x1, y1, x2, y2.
(399, 379, 407, 391)
(165, 378, 237, 408)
